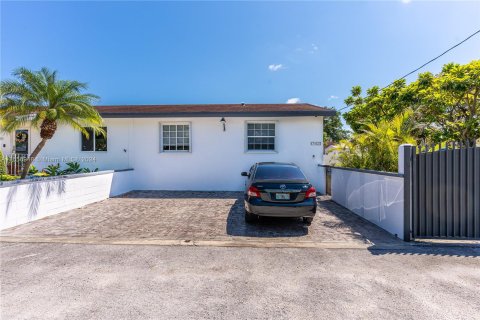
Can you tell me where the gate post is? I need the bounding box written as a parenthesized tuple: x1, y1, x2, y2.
(400, 144, 414, 242)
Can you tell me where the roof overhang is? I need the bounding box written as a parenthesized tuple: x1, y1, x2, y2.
(99, 111, 336, 118)
(96, 103, 337, 118)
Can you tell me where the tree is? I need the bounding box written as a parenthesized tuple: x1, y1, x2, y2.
(323, 111, 350, 143)
(333, 111, 415, 172)
(343, 79, 413, 134)
(343, 60, 480, 144)
(412, 61, 480, 143)
(0, 67, 104, 178)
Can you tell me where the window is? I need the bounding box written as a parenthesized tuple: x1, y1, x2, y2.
(161, 123, 191, 152)
(15, 130, 29, 154)
(254, 165, 306, 181)
(246, 122, 275, 151)
(81, 127, 107, 151)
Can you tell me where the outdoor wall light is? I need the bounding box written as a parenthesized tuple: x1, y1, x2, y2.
(220, 117, 226, 131)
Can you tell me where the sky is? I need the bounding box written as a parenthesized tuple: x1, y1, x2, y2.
(1, 1, 480, 114)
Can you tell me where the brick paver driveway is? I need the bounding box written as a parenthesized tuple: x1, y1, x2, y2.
(1, 191, 401, 247)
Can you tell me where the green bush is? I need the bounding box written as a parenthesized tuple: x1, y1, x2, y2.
(44, 163, 62, 176)
(332, 111, 415, 172)
(0, 174, 20, 181)
(28, 165, 39, 175)
(0, 150, 6, 176)
(62, 162, 82, 174)
(33, 172, 49, 177)
(16, 162, 100, 179)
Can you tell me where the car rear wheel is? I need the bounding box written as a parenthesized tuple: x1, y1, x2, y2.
(245, 211, 257, 223)
(303, 217, 313, 225)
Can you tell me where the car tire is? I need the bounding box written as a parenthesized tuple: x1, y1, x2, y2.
(245, 211, 257, 223)
(303, 217, 313, 225)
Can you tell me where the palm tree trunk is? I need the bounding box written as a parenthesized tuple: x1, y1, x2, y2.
(20, 138, 48, 179)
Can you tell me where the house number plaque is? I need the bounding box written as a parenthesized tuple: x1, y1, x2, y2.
(310, 141, 322, 146)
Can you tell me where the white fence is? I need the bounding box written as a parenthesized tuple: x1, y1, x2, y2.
(330, 167, 405, 240)
(2, 153, 26, 176)
(0, 170, 133, 230)
(110, 169, 135, 197)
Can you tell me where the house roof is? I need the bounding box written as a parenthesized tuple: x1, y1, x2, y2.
(95, 103, 336, 118)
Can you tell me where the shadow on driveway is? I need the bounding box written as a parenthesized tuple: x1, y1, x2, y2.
(368, 244, 480, 258)
(224, 195, 401, 245)
(226, 199, 309, 238)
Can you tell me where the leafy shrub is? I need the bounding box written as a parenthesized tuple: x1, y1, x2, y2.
(0, 150, 6, 175)
(21, 162, 100, 179)
(62, 162, 82, 174)
(0, 174, 20, 181)
(28, 165, 39, 175)
(332, 111, 415, 172)
(33, 172, 49, 177)
(44, 163, 63, 176)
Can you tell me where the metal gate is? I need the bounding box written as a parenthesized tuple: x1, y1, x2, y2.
(407, 143, 480, 239)
(325, 166, 332, 195)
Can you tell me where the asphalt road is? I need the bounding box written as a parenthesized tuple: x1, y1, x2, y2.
(1, 243, 479, 320)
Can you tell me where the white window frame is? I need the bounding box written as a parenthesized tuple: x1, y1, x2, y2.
(159, 122, 192, 153)
(80, 127, 108, 152)
(245, 121, 277, 153)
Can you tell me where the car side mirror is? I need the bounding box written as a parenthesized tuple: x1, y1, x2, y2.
(241, 172, 249, 177)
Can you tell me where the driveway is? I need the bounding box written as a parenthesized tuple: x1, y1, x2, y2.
(2, 191, 402, 246)
(0, 191, 401, 248)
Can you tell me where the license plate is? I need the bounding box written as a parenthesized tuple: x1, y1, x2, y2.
(275, 193, 290, 200)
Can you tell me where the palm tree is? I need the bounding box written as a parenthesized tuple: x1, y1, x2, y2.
(332, 110, 415, 172)
(0, 67, 104, 179)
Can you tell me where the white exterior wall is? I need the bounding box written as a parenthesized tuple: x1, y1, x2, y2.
(0, 132, 13, 156)
(110, 170, 135, 197)
(20, 118, 133, 171)
(331, 168, 404, 239)
(129, 117, 325, 191)
(3, 116, 326, 192)
(0, 171, 114, 230)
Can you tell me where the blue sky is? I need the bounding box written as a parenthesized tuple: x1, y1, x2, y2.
(1, 1, 480, 113)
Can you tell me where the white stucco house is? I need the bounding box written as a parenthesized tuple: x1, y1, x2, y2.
(0, 103, 335, 192)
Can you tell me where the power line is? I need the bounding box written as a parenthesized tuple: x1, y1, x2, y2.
(383, 28, 480, 89)
(338, 28, 480, 112)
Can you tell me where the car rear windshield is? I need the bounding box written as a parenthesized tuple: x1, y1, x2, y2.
(254, 165, 306, 180)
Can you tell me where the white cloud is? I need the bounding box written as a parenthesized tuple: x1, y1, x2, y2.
(328, 95, 339, 100)
(307, 43, 319, 54)
(268, 64, 284, 71)
(286, 98, 301, 104)
(401, 0, 412, 3)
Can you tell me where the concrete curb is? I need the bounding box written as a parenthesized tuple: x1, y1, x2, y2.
(0, 236, 399, 249)
(1, 236, 478, 249)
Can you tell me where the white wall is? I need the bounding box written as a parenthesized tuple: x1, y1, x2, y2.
(0, 132, 13, 157)
(0, 171, 115, 230)
(129, 117, 325, 191)
(6, 116, 326, 192)
(110, 170, 135, 197)
(331, 168, 405, 239)
(26, 118, 133, 171)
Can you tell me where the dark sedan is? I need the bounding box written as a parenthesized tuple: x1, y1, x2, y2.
(241, 162, 317, 224)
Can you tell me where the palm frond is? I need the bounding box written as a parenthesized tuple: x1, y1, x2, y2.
(1, 67, 101, 135)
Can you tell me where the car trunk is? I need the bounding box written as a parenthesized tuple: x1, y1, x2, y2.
(253, 181, 309, 203)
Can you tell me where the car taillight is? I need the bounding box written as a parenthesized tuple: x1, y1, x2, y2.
(305, 186, 316, 198)
(247, 186, 261, 198)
